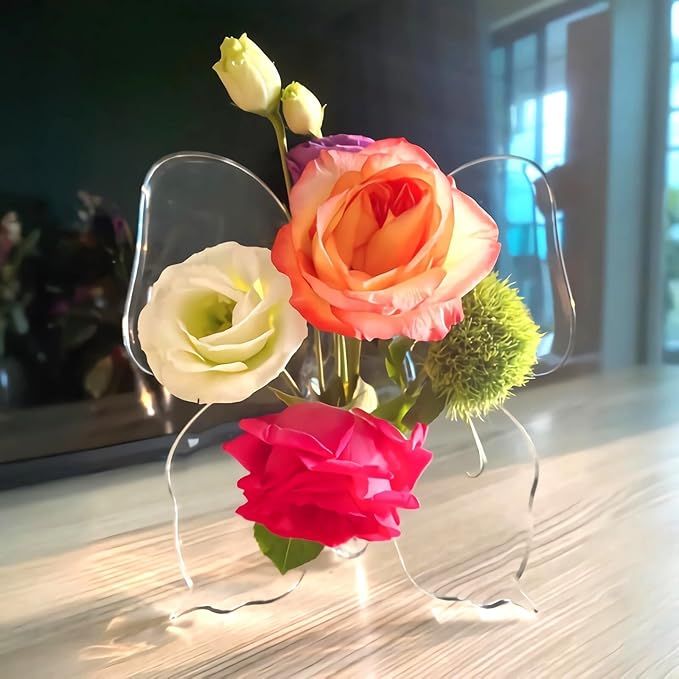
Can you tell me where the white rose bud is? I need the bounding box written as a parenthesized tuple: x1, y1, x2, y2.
(138, 242, 308, 404)
(281, 82, 325, 137)
(213, 33, 281, 116)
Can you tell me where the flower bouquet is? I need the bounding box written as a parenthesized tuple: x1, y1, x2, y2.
(124, 34, 574, 617)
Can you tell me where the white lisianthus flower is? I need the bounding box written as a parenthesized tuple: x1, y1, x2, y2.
(138, 243, 308, 404)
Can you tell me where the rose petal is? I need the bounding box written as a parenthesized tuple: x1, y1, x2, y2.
(363, 189, 434, 275)
(223, 433, 269, 474)
(335, 296, 463, 341)
(289, 148, 366, 225)
(360, 137, 439, 170)
(442, 187, 501, 298)
(238, 419, 334, 458)
(272, 223, 356, 336)
(371, 490, 420, 509)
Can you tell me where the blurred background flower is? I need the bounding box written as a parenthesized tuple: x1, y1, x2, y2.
(0, 192, 138, 408)
(0, 211, 39, 358)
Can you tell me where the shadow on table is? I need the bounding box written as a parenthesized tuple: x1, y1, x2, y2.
(76, 586, 531, 675)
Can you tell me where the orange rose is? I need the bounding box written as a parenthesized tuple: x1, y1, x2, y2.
(271, 138, 500, 341)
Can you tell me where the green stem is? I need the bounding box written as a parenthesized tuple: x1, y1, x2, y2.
(267, 109, 293, 199)
(346, 337, 362, 393)
(338, 335, 350, 401)
(313, 328, 326, 393)
(331, 333, 349, 402)
(349, 338, 362, 377)
(333, 334, 341, 378)
(281, 368, 301, 396)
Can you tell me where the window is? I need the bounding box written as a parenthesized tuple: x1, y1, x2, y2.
(490, 2, 607, 355)
(664, 0, 679, 357)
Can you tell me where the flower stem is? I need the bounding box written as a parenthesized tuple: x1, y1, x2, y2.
(333, 334, 341, 378)
(347, 337, 362, 382)
(281, 368, 301, 396)
(313, 328, 326, 393)
(267, 109, 293, 199)
(338, 335, 350, 401)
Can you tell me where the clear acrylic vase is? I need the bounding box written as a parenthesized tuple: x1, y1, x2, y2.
(122, 151, 574, 619)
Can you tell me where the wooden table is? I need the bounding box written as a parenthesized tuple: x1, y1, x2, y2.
(2, 367, 679, 678)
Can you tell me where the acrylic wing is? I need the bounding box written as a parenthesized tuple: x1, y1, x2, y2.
(450, 154, 575, 376)
(119, 153, 311, 617)
(123, 151, 289, 374)
(394, 156, 572, 614)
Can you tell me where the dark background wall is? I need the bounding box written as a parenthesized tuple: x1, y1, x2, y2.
(0, 0, 490, 471)
(0, 0, 488, 227)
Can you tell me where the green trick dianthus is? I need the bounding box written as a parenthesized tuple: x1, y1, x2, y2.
(424, 272, 541, 421)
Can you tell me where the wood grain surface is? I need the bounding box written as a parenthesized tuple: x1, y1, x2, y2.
(2, 367, 679, 678)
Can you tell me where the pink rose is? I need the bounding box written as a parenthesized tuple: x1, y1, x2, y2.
(272, 138, 500, 341)
(223, 402, 433, 547)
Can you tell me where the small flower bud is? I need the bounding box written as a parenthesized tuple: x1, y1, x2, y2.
(282, 82, 325, 137)
(213, 34, 281, 116)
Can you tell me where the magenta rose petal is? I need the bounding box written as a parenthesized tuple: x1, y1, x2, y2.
(222, 436, 269, 473)
(236, 476, 262, 493)
(239, 417, 335, 457)
(409, 422, 428, 448)
(263, 446, 307, 478)
(238, 418, 278, 442)
(290, 492, 364, 515)
(285, 470, 359, 500)
(371, 490, 420, 510)
(355, 516, 401, 541)
(308, 458, 393, 479)
(352, 409, 410, 442)
(378, 449, 433, 492)
(275, 402, 356, 452)
(266, 507, 358, 547)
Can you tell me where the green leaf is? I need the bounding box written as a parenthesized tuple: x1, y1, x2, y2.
(402, 379, 446, 429)
(382, 337, 415, 388)
(268, 386, 307, 407)
(372, 392, 417, 433)
(253, 524, 324, 574)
